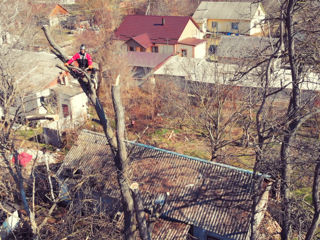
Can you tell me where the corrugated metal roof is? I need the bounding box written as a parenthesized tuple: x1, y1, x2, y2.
(216, 35, 276, 59)
(115, 15, 196, 45)
(151, 219, 190, 240)
(57, 129, 264, 240)
(11, 50, 61, 94)
(192, 1, 260, 21)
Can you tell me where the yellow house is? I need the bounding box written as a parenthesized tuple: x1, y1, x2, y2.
(192, 1, 266, 59)
(193, 1, 266, 36)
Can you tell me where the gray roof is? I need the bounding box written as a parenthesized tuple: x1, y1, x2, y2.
(10, 50, 61, 93)
(153, 56, 320, 91)
(57, 129, 269, 240)
(7, 49, 84, 96)
(192, 1, 260, 21)
(216, 35, 276, 59)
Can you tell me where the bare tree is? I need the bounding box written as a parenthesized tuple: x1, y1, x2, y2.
(163, 58, 252, 162)
(245, 0, 320, 239)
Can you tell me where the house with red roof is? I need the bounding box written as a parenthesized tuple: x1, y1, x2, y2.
(114, 15, 206, 59)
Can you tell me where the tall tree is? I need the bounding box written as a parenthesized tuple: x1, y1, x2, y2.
(42, 25, 150, 240)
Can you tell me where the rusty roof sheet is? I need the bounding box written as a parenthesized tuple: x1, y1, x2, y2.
(178, 38, 206, 46)
(57, 129, 262, 240)
(151, 218, 190, 240)
(132, 33, 153, 49)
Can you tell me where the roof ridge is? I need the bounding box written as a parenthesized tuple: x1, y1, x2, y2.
(81, 129, 269, 177)
(126, 140, 257, 175)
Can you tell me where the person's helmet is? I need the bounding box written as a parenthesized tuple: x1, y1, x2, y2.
(80, 44, 86, 50)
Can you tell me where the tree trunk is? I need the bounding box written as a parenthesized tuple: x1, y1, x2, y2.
(130, 183, 151, 240)
(305, 160, 320, 240)
(112, 82, 137, 240)
(280, 1, 300, 239)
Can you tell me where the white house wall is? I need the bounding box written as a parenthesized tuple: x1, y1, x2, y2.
(22, 89, 51, 116)
(57, 93, 71, 121)
(179, 19, 203, 41)
(69, 92, 88, 125)
(194, 41, 207, 59)
(250, 5, 265, 35)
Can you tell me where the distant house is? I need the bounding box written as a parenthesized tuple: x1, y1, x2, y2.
(31, 3, 70, 27)
(192, 1, 266, 36)
(114, 15, 206, 59)
(48, 4, 69, 26)
(57, 129, 274, 240)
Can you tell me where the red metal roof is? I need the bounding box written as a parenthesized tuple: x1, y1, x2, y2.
(115, 15, 198, 45)
(131, 33, 153, 49)
(178, 38, 206, 46)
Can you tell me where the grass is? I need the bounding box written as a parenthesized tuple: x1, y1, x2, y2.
(16, 127, 43, 140)
(183, 149, 210, 160)
(294, 187, 312, 205)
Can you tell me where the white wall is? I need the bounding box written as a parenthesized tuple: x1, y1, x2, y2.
(70, 92, 88, 124)
(23, 89, 51, 116)
(57, 92, 71, 121)
(194, 41, 206, 59)
(179, 19, 203, 41)
(250, 5, 265, 35)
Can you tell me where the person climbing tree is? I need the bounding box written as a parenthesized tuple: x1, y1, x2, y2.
(65, 44, 95, 78)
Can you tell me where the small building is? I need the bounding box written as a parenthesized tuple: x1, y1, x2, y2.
(5, 50, 88, 145)
(57, 129, 274, 240)
(48, 4, 69, 26)
(114, 15, 206, 59)
(31, 3, 70, 27)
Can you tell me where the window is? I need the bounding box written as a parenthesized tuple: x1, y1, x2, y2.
(211, 21, 217, 28)
(152, 46, 158, 53)
(62, 104, 69, 118)
(129, 46, 135, 51)
(209, 45, 217, 55)
(231, 22, 239, 30)
(181, 49, 187, 57)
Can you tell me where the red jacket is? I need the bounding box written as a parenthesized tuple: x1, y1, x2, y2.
(67, 52, 93, 68)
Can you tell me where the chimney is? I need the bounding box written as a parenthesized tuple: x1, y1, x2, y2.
(161, 17, 165, 26)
